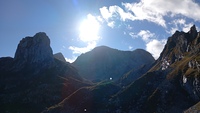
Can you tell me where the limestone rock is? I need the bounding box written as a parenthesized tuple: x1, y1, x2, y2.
(14, 32, 54, 69)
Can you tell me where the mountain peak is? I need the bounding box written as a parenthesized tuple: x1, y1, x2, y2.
(54, 52, 66, 63)
(14, 32, 54, 69)
(189, 24, 197, 32)
(73, 46, 155, 81)
(188, 24, 198, 41)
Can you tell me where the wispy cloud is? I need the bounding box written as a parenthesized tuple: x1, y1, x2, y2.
(69, 41, 96, 54)
(137, 30, 155, 42)
(127, 25, 132, 30)
(129, 30, 155, 42)
(99, 5, 134, 28)
(99, 0, 200, 28)
(107, 21, 115, 28)
(65, 56, 77, 63)
(123, 0, 200, 27)
(122, 2, 166, 27)
(130, 30, 166, 59)
(128, 46, 133, 50)
(99, 6, 113, 21)
(168, 19, 197, 34)
(129, 32, 137, 38)
(146, 39, 167, 59)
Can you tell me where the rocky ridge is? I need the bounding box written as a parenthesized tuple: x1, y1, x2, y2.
(0, 32, 88, 113)
(73, 46, 155, 82)
(44, 25, 200, 113)
(1, 25, 200, 113)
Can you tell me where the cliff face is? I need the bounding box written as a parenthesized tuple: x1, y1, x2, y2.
(158, 25, 199, 64)
(14, 32, 54, 69)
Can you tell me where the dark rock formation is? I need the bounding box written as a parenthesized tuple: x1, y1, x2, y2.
(54, 52, 66, 63)
(73, 46, 155, 82)
(14, 32, 54, 70)
(0, 32, 88, 113)
(110, 25, 200, 113)
(2, 25, 200, 113)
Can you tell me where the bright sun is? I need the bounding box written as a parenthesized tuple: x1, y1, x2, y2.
(79, 14, 100, 42)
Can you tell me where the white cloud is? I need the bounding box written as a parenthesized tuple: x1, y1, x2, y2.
(130, 30, 155, 42)
(168, 27, 178, 35)
(99, 5, 135, 28)
(127, 25, 132, 30)
(129, 30, 165, 59)
(65, 56, 77, 63)
(129, 32, 137, 38)
(100, 5, 134, 21)
(69, 41, 96, 54)
(99, 6, 113, 20)
(97, 16, 104, 23)
(122, 2, 166, 27)
(182, 23, 194, 32)
(100, 0, 200, 28)
(129, 46, 133, 50)
(123, 0, 200, 27)
(107, 21, 115, 28)
(146, 39, 167, 59)
(168, 19, 196, 34)
(138, 30, 155, 42)
(110, 6, 135, 21)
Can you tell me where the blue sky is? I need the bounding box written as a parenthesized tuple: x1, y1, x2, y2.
(1, 0, 200, 62)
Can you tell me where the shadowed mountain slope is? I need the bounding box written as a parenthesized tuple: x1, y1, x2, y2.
(44, 25, 200, 113)
(73, 46, 155, 82)
(0, 32, 90, 113)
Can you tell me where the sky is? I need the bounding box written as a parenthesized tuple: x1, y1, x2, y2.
(1, 0, 200, 63)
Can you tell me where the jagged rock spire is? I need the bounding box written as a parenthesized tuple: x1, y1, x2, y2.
(189, 25, 197, 32)
(188, 24, 198, 41)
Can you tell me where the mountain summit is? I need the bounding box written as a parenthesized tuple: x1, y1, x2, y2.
(73, 46, 155, 82)
(14, 32, 54, 69)
(158, 25, 200, 64)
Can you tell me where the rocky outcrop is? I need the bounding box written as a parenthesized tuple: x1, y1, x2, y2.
(127, 25, 200, 112)
(184, 102, 200, 113)
(54, 52, 66, 63)
(0, 32, 87, 113)
(73, 46, 155, 82)
(41, 25, 200, 113)
(14, 32, 54, 69)
(159, 25, 199, 65)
